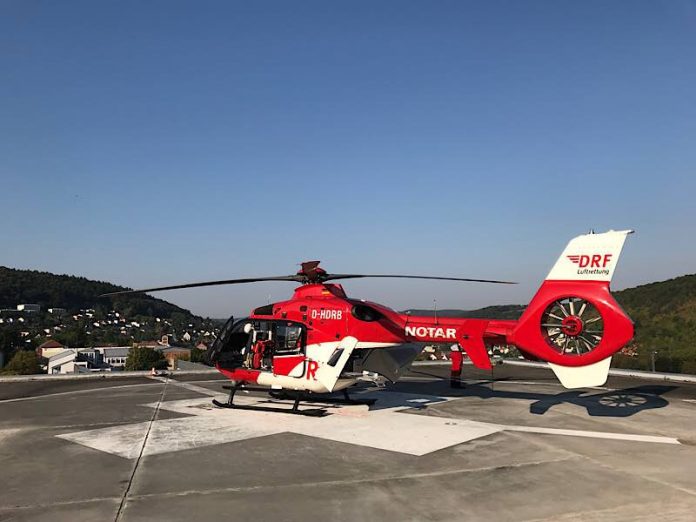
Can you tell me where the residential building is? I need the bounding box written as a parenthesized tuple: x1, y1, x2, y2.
(160, 347, 191, 369)
(37, 340, 66, 359)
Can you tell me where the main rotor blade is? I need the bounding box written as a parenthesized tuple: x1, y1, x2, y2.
(323, 274, 517, 284)
(99, 271, 516, 297)
(99, 275, 302, 297)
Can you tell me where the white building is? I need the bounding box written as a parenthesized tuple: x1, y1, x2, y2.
(47, 350, 88, 374)
(95, 347, 130, 369)
(46, 348, 126, 374)
(16, 304, 41, 313)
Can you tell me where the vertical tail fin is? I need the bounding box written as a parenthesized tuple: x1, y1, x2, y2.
(510, 230, 634, 388)
(546, 229, 633, 283)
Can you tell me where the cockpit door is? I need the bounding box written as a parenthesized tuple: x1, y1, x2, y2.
(271, 321, 307, 377)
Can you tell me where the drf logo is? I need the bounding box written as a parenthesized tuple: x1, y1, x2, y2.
(567, 254, 612, 268)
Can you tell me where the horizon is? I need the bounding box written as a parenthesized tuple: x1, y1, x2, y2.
(2, 263, 694, 319)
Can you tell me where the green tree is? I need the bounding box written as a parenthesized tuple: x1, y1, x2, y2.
(124, 347, 166, 371)
(2, 350, 42, 375)
(189, 348, 208, 364)
(0, 326, 22, 353)
(54, 327, 88, 348)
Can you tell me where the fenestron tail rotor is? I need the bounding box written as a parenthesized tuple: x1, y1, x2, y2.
(99, 261, 516, 297)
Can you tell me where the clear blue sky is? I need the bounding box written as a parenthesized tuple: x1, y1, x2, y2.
(2, 1, 695, 317)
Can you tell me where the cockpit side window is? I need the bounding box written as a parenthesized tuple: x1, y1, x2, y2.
(273, 322, 305, 354)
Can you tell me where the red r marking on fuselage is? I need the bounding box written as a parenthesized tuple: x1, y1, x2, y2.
(306, 360, 319, 380)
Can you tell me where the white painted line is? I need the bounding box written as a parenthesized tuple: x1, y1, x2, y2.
(162, 380, 219, 397)
(0, 368, 217, 383)
(399, 376, 441, 382)
(498, 424, 681, 445)
(493, 380, 612, 391)
(0, 382, 164, 404)
(0, 378, 228, 404)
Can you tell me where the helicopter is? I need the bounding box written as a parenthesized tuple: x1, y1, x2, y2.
(103, 229, 634, 415)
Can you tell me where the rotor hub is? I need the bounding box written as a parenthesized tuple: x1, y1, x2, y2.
(560, 316, 584, 337)
(297, 261, 328, 283)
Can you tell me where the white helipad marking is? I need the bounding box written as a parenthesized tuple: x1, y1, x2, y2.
(56, 390, 681, 458)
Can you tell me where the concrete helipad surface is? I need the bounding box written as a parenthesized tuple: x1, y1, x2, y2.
(2, 364, 696, 521)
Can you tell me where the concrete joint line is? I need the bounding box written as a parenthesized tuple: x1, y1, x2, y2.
(114, 376, 170, 522)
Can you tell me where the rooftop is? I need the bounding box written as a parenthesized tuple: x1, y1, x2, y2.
(39, 340, 65, 350)
(1, 365, 696, 520)
(46, 349, 76, 362)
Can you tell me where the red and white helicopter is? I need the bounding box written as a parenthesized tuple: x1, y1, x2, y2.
(104, 230, 634, 414)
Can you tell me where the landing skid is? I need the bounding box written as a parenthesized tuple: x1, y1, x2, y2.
(212, 385, 327, 417)
(269, 389, 377, 406)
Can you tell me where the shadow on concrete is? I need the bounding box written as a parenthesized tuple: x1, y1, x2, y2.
(389, 372, 674, 418)
(526, 385, 672, 417)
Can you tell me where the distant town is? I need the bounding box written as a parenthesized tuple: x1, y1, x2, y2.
(0, 302, 221, 374)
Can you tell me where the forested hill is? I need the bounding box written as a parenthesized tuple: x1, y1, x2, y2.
(0, 266, 198, 320)
(402, 305, 526, 320)
(613, 274, 696, 356)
